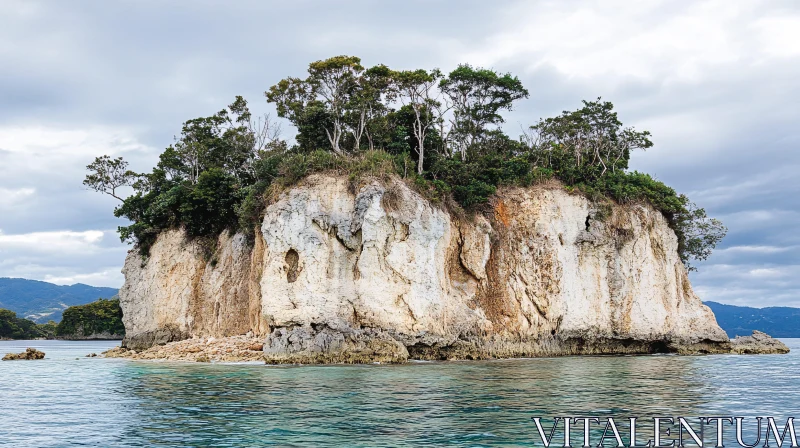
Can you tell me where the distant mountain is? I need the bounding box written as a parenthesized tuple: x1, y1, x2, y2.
(0, 278, 119, 323)
(705, 301, 800, 338)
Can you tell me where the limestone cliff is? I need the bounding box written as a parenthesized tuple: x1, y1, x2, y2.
(119, 174, 730, 361)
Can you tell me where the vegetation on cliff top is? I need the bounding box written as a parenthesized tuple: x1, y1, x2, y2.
(56, 298, 125, 338)
(85, 55, 725, 270)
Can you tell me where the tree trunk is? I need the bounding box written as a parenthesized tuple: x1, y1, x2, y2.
(413, 114, 425, 175)
(418, 143, 424, 175)
(366, 132, 374, 152)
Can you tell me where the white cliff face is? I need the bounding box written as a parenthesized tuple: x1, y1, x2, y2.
(120, 230, 265, 350)
(119, 230, 200, 349)
(259, 178, 483, 336)
(119, 174, 729, 359)
(485, 186, 726, 348)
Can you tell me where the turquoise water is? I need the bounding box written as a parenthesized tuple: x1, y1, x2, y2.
(1, 339, 798, 447)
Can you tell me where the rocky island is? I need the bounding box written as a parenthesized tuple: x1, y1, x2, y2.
(2, 348, 45, 361)
(87, 56, 784, 363)
(56, 298, 125, 340)
(730, 330, 790, 354)
(0, 299, 123, 341)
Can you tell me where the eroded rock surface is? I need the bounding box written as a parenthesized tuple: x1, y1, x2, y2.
(119, 230, 266, 351)
(730, 330, 790, 354)
(119, 175, 733, 362)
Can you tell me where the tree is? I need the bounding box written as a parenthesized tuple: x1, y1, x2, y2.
(83, 155, 137, 201)
(178, 168, 240, 237)
(267, 55, 364, 154)
(390, 69, 442, 174)
(56, 298, 124, 338)
(672, 198, 728, 271)
(346, 64, 392, 151)
(525, 98, 652, 178)
(0, 309, 51, 339)
(220, 96, 283, 180)
(155, 96, 280, 185)
(440, 65, 528, 159)
(84, 59, 727, 271)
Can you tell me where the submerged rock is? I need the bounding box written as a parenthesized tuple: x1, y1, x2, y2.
(730, 330, 790, 354)
(2, 348, 45, 361)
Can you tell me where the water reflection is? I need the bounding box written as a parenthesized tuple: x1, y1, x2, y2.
(110, 347, 799, 446)
(1, 340, 798, 446)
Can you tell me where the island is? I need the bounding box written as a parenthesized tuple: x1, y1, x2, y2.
(1, 299, 124, 341)
(86, 56, 785, 363)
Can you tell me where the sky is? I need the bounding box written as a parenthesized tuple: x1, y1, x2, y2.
(0, 0, 798, 307)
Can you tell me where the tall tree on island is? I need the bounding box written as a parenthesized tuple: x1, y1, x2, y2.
(440, 65, 529, 160)
(346, 64, 393, 152)
(266, 55, 365, 154)
(389, 69, 442, 174)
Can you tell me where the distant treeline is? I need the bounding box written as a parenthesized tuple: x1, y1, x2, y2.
(0, 309, 56, 339)
(0, 298, 124, 340)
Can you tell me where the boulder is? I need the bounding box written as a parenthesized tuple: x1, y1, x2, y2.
(2, 348, 45, 361)
(730, 330, 790, 354)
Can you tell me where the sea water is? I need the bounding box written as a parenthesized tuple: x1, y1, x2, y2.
(1, 339, 798, 447)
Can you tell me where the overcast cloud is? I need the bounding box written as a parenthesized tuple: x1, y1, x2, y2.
(1, 0, 798, 307)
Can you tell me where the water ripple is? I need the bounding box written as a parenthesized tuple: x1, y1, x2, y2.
(1, 339, 799, 446)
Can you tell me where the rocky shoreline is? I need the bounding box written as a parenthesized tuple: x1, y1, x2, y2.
(102, 330, 788, 363)
(104, 335, 265, 362)
(59, 332, 124, 341)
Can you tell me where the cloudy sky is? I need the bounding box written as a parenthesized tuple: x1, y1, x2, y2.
(1, 0, 798, 307)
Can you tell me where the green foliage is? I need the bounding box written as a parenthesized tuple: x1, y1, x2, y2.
(274, 149, 401, 187)
(36, 321, 58, 339)
(430, 154, 525, 208)
(56, 299, 125, 338)
(106, 97, 280, 256)
(267, 56, 366, 154)
(293, 102, 336, 151)
(671, 199, 727, 270)
(441, 64, 529, 153)
(527, 98, 653, 183)
(83, 155, 138, 201)
(427, 130, 531, 208)
(179, 168, 241, 237)
(236, 152, 283, 233)
(0, 309, 53, 339)
(88, 56, 725, 270)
